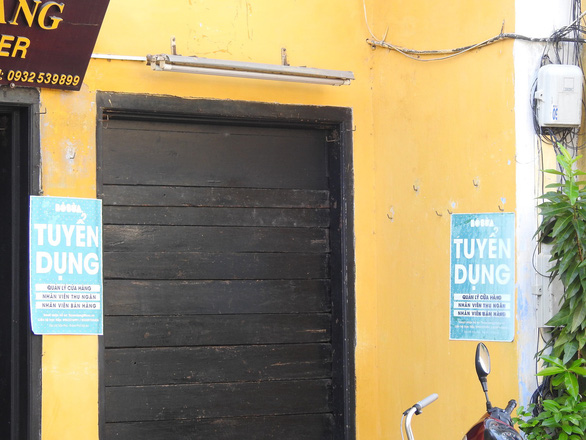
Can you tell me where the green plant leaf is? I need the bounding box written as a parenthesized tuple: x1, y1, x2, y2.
(568, 185, 579, 205)
(568, 358, 586, 368)
(565, 372, 580, 399)
(553, 374, 565, 387)
(538, 366, 566, 376)
(560, 255, 579, 280)
(570, 365, 586, 377)
(570, 302, 586, 333)
(563, 341, 579, 364)
(542, 417, 561, 427)
(566, 263, 582, 286)
(565, 278, 582, 299)
(541, 355, 566, 367)
(543, 399, 562, 411)
(580, 278, 586, 298)
(553, 331, 572, 348)
(544, 169, 566, 176)
(547, 307, 572, 327)
(543, 417, 560, 428)
(577, 211, 586, 225)
(540, 205, 574, 217)
(553, 214, 575, 237)
(567, 414, 581, 425)
(546, 183, 565, 190)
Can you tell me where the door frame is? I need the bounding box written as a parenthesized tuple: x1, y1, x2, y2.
(96, 92, 356, 439)
(0, 87, 42, 440)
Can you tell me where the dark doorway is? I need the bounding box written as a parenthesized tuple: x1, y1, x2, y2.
(0, 106, 32, 440)
(98, 94, 355, 440)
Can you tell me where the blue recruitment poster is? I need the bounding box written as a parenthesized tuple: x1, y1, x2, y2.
(29, 196, 103, 335)
(450, 213, 515, 341)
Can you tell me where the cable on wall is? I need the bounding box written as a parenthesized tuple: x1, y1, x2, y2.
(363, 0, 586, 63)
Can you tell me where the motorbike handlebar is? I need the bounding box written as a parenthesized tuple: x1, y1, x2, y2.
(402, 393, 438, 416)
(402, 394, 438, 440)
(415, 393, 439, 413)
(504, 399, 517, 415)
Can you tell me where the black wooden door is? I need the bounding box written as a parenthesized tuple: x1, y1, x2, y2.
(100, 108, 351, 439)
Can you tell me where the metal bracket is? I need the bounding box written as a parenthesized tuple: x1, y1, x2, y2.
(281, 48, 289, 66)
(171, 36, 177, 55)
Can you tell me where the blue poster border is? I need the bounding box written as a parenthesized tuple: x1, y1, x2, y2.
(29, 196, 103, 335)
(449, 212, 515, 342)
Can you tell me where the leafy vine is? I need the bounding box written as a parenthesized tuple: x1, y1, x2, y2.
(516, 146, 586, 440)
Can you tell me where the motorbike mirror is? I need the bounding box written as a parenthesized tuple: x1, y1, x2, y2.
(475, 342, 491, 380)
(475, 343, 492, 411)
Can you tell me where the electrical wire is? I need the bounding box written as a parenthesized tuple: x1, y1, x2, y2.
(368, 34, 510, 62)
(366, 10, 586, 64)
(367, 30, 586, 62)
(362, 0, 388, 44)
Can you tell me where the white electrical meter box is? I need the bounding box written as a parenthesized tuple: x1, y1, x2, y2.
(535, 64, 583, 128)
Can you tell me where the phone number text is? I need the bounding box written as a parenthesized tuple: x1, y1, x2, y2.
(0, 69, 80, 87)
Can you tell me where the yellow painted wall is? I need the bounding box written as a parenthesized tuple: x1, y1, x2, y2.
(40, 89, 100, 440)
(367, 0, 519, 439)
(37, 1, 520, 439)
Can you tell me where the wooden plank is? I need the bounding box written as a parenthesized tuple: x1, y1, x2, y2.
(104, 379, 332, 422)
(104, 314, 331, 348)
(102, 126, 327, 189)
(104, 252, 330, 280)
(104, 280, 331, 315)
(104, 414, 335, 440)
(103, 206, 330, 227)
(104, 344, 332, 386)
(101, 185, 330, 209)
(104, 225, 329, 253)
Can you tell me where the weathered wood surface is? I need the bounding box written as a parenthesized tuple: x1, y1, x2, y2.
(104, 314, 331, 348)
(105, 379, 332, 422)
(103, 206, 330, 227)
(101, 185, 330, 208)
(104, 252, 329, 280)
(104, 414, 335, 440)
(103, 225, 329, 253)
(102, 122, 328, 190)
(104, 344, 332, 386)
(104, 279, 331, 315)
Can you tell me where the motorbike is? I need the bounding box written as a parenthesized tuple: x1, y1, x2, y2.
(401, 342, 523, 440)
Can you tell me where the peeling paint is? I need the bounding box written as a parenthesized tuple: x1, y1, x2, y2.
(65, 146, 76, 161)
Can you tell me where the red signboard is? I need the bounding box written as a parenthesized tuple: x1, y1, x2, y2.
(0, 0, 110, 91)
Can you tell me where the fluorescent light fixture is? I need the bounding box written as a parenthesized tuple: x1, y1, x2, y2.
(147, 54, 354, 86)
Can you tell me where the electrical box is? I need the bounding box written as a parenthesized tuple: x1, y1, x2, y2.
(535, 246, 565, 327)
(535, 64, 583, 128)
